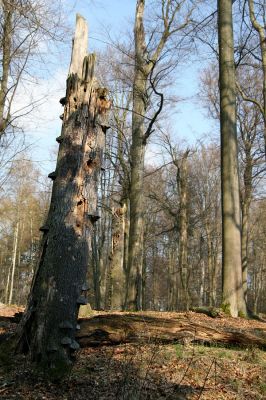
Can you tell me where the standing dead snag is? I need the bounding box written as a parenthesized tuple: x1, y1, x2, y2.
(14, 15, 110, 378)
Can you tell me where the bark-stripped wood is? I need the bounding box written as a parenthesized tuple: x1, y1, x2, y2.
(76, 313, 266, 349)
(14, 15, 110, 378)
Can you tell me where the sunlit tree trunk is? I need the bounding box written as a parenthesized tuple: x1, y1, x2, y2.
(248, 0, 266, 157)
(125, 0, 147, 310)
(218, 0, 247, 317)
(125, 0, 189, 310)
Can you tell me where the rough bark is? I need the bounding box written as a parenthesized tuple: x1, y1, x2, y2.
(14, 15, 110, 378)
(218, 0, 247, 317)
(76, 313, 266, 349)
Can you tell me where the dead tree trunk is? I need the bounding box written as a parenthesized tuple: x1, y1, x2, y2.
(14, 15, 110, 378)
(76, 313, 266, 349)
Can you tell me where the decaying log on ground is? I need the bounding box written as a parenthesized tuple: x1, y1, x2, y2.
(76, 313, 266, 349)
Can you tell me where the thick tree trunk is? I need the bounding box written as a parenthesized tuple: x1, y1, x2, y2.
(218, 0, 247, 317)
(125, 0, 147, 311)
(14, 15, 110, 378)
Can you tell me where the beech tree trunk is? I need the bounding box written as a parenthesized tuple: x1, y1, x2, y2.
(125, 0, 147, 310)
(125, 0, 187, 310)
(15, 15, 110, 378)
(248, 0, 266, 157)
(175, 151, 190, 310)
(218, 0, 247, 317)
(105, 204, 126, 310)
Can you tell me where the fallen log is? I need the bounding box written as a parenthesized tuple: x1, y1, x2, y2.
(76, 313, 266, 349)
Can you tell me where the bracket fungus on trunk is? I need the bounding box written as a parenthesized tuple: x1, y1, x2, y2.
(15, 14, 110, 379)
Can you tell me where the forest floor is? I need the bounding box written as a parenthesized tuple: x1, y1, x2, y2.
(0, 304, 266, 400)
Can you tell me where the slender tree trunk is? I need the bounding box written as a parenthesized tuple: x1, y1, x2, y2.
(123, 198, 130, 275)
(5, 258, 12, 304)
(142, 253, 147, 310)
(125, 0, 183, 309)
(211, 246, 219, 307)
(0, 1, 12, 135)
(253, 262, 263, 314)
(8, 220, 19, 305)
(218, 0, 247, 317)
(15, 15, 109, 378)
(167, 244, 176, 311)
(176, 151, 190, 311)
(206, 226, 212, 306)
(241, 151, 252, 302)
(105, 204, 126, 310)
(199, 235, 205, 307)
(29, 213, 34, 274)
(92, 230, 102, 310)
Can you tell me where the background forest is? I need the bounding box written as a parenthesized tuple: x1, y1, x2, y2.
(0, 0, 265, 315)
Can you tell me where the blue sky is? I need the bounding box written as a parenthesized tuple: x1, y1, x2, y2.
(23, 0, 213, 174)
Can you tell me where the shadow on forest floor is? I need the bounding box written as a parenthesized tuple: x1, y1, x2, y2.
(0, 344, 197, 400)
(1, 306, 266, 399)
(1, 340, 266, 399)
